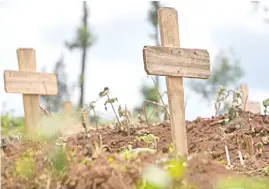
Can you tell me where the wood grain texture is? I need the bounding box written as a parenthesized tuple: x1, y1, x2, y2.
(158, 7, 188, 156)
(63, 101, 73, 116)
(240, 84, 248, 110)
(143, 46, 210, 78)
(4, 70, 57, 95)
(245, 101, 261, 114)
(240, 84, 260, 113)
(16, 48, 40, 134)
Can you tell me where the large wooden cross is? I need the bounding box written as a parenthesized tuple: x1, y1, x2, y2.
(3, 48, 58, 134)
(143, 8, 211, 156)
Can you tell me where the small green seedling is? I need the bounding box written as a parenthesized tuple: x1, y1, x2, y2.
(136, 134, 159, 149)
(48, 146, 68, 176)
(99, 87, 122, 127)
(118, 104, 133, 136)
(262, 98, 269, 115)
(256, 142, 263, 155)
(14, 149, 35, 180)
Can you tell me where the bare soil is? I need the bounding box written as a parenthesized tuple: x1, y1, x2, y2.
(1, 110, 269, 189)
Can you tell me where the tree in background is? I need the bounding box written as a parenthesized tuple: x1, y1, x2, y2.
(133, 2, 163, 121)
(41, 55, 70, 112)
(148, 1, 161, 90)
(188, 49, 244, 103)
(139, 1, 162, 106)
(65, 1, 96, 109)
(251, 1, 269, 23)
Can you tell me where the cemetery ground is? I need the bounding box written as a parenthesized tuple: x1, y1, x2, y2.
(2, 7, 269, 189)
(1, 106, 269, 189)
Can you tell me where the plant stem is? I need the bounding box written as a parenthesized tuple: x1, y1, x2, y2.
(92, 107, 99, 132)
(150, 76, 170, 119)
(143, 103, 149, 127)
(106, 94, 122, 126)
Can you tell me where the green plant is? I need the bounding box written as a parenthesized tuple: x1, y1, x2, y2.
(136, 134, 160, 149)
(215, 176, 269, 189)
(99, 87, 122, 127)
(135, 156, 188, 189)
(48, 146, 68, 175)
(262, 98, 269, 115)
(14, 149, 35, 180)
(214, 86, 242, 118)
(1, 113, 25, 136)
(118, 104, 132, 136)
(263, 167, 269, 175)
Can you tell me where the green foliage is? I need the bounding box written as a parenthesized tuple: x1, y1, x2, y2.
(164, 158, 186, 180)
(214, 86, 242, 118)
(136, 134, 159, 149)
(215, 176, 269, 189)
(135, 156, 187, 189)
(65, 1, 96, 109)
(189, 49, 244, 103)
(141, 84, 159, 103)
(48, 146, 68, 175)
(98, 87, 122, 126)
(148, 1, 160, 29)
(14, 149, 35, 180)
(1, 113, 25, 136)
(147, 1, 162, 91)
(263, 98, 269, 115)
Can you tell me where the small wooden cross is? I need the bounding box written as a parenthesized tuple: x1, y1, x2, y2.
(240, 84, 261, 114)
(142, 8, 211, 156)
(3, 48, 58, 134)
(62, 101, 73, 117)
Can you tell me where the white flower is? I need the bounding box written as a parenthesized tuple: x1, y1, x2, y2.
(142, 164, 172, 188)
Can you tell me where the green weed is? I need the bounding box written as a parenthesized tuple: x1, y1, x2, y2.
(14, 149, 35, 180)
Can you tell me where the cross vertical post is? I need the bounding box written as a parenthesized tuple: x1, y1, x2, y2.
(240, 84, 260, 114)
(142, 8, 211, 156)
(18, 49, 39, 134)
(63, 101, 73, 117)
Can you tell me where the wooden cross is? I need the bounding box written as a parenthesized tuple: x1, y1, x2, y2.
(240, 84, 261, 114)
(142, 8, 211, 156)
(3, 48, 58, 134)
(62, 101, 73, 117)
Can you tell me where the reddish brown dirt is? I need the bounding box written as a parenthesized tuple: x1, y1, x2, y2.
(1, 110, 269, 189)
(69, 110, 269, 177)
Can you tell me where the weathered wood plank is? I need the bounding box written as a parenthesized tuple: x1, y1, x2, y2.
(4, 70, 58, 95)
(246, 101, 261, 114)
(143, 46, 210, 78)
(158, 7, 188, 156)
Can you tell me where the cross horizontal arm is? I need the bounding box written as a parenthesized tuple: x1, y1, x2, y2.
(4, 70, 58, 95)
(143, 46, 210, 78)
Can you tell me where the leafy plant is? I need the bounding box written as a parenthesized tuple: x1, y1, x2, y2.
(48, 146, 68, 175)
(262, 98, 269, 115)
(215, 176, 269, 189)
(118, 104, 132, 136)
(1, 113, 25, 136)
(214, 86, 242, 121)
(135, 156, 188, 189)
(136, 134, 160, 149)
(99, 87, 122, 127)
(14, 149, 35, 180)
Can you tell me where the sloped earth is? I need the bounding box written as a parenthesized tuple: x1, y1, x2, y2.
(1, 110, 269, 189)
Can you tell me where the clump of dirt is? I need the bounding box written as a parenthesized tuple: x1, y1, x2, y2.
(1, 110, 269, 189)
